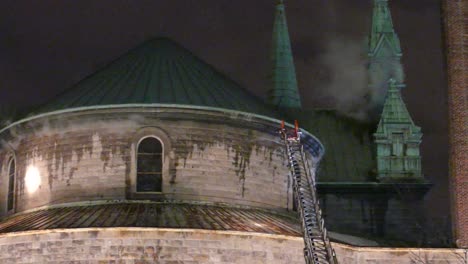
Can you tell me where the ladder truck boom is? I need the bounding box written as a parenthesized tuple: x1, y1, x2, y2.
(279, 120, 337, 264)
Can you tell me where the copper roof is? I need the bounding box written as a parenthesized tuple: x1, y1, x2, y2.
(0, 202, 301, 236)
(36, 38, 278, 118)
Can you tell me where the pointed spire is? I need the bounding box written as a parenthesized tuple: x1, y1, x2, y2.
(374, 79, 423, 181)
(369, 0, 402, 56)
(376, 79, 419, 129)
(268, 0, 301, 109)
(370, 3, 423, 181)
(367, 0, 405, 113)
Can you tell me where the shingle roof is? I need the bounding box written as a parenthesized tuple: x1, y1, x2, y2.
(37, 38, 278, 118)
(0, 202, 301, 236)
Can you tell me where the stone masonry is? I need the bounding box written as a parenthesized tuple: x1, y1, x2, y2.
(0, 107, 296, 216)
(0, 228, 465, 264)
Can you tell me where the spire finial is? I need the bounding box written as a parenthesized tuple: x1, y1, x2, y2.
(268, 0, 301, 109)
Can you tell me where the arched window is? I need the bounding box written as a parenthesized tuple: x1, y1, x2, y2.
(137, 137, 163, 192)
(7, 157, 15, 211)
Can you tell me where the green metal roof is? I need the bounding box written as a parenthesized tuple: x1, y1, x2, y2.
(37, 38, 277, 117)
(268, 0, 301, 109)
(367, 0, 405, 111)
(288, 109, 375, 182)
(375, 79, 421, 134)
(368, 0, 402, 56)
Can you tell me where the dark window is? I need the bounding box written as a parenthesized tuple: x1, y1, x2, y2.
(137, 137, 163, 192)
(7, 157, 15, 211)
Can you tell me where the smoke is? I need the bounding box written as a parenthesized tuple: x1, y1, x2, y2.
(315, 35, 403, 121)
(1, 112, 146, 150)
(316, 37, 370, 121)
(369, 57, 405, 108)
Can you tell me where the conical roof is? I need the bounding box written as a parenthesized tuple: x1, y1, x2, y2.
(268, 0, 301, 108)
(375, 79, 420, 134)
(369, 0, 402, 56)
(38, 38, 277, 117)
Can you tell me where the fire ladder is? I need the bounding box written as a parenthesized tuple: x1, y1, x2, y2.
(280, 121, 338, 264)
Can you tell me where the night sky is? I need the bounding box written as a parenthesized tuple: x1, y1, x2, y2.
(0, 1, 449, 217)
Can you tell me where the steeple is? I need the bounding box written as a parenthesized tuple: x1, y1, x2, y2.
(268, 0, 301, 109)
(376, 79, 418, 129)
(374, 79, 423, 182)
(368, 0, 405, 108)
(369, 0, 401, 55)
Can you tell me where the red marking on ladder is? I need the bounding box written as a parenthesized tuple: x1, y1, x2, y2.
(294, 120, 299, 138)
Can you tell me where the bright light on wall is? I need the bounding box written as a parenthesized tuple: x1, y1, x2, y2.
(25, 166, 41, 194)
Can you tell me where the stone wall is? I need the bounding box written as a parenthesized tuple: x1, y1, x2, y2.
(0, 228, 305, 264)
(335, 243, 466, 264)
(0, 107, 298, 216)
(443, 0, 468, 248)
(0, 227, 464, 263)
(321, 193, 442, 246)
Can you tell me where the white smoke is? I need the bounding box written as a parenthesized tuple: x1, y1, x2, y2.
(316, 37, 370, 121)
(315, 35, 402, 121)
(369, 58, 405, 109)
(1, 112, 146, 149)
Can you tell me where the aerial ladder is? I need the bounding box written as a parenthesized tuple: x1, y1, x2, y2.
(279, 120, 338, 264)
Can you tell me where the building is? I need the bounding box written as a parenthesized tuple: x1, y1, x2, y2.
(443, 0, 468, 249)
(0, 0, 464, 263)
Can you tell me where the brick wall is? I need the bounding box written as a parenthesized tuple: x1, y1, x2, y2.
(442, 0, 468, 248)
(0, 227, 465, 263)
(0, 108, 297, 215)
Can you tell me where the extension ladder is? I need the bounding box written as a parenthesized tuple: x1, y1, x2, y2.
(280, 121, 337, 264)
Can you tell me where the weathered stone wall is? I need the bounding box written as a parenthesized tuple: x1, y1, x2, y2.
(0, 228, 464, 263)
(0, 108, 295, 215)
(322, 194, 436, 246)
(334, 243, 467, 264)
(443, 0, 468, 248)
(0, 228, 304, 264)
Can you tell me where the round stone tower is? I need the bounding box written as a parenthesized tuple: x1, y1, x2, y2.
(0, 38, 323, 263)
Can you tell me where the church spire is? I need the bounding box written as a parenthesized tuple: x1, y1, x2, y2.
(268, 0, 301, 109)
(369, 0, 401, 55)
(368, 0, 405, 108)
(376, 79, 418, 127)
(374, 79, 423, 182)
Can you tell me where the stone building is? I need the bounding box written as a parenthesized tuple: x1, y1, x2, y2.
(0, 0, 463, 263)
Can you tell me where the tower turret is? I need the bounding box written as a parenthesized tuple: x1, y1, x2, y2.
(268, 0, 301, 109)
(374, 79, 423, 182)
(368, 0, 405, 108)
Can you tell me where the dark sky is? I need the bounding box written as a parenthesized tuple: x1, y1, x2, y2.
(0, 1, 449, 216)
